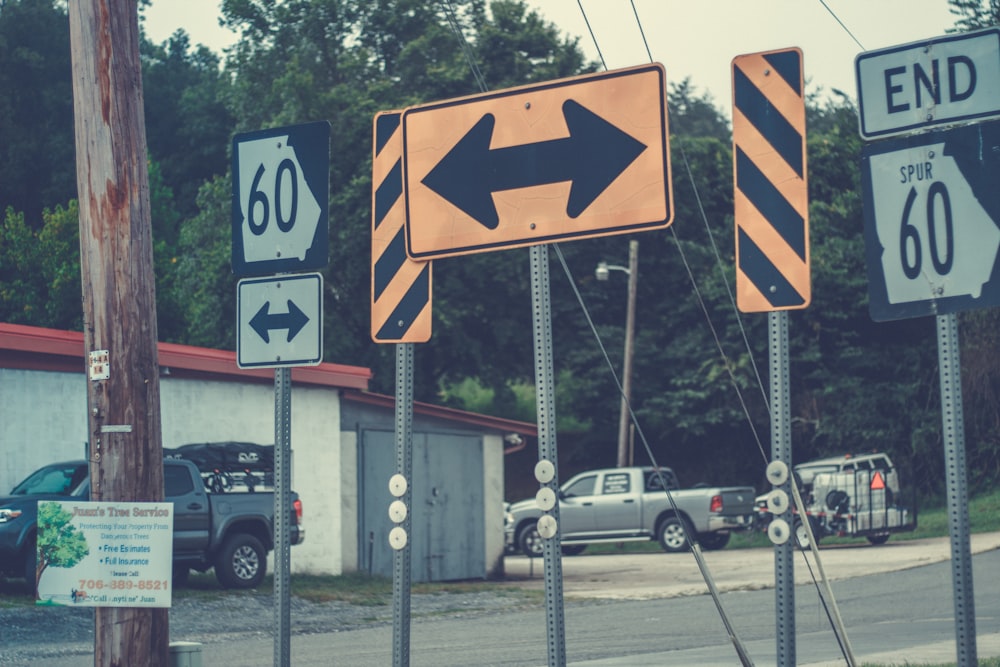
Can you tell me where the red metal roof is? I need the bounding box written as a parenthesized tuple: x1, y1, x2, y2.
(0, 322, 371, 390)
(0, 323, 535, 451)
(341, 390, 535, 452)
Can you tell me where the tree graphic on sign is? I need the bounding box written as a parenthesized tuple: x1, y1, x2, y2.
(36, 502, 90, 598)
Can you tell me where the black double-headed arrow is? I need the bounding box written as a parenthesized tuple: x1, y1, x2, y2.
(421, 99, 647, 230)
(249, 300, 309, 343)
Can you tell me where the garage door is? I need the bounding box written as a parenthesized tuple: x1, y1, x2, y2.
(359, 430, 485, 582)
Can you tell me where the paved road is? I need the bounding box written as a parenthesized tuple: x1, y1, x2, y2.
(20, 532, 1000, 666)
(189, 539, 998, 666)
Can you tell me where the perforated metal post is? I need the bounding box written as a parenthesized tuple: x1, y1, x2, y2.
(529, 245, 566, 667)
(936, 313, 977, 667)
(274, 367, 292, 667)
(769, 312, 794, 667)
(392, 343, 415, 667)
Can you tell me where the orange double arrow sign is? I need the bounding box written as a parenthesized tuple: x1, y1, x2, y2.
(399, 64, 673, 259)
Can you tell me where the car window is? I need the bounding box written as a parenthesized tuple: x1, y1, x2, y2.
(646, 470, 678, 492)
(10, 463, 88, 496)
(562, 475, 596, 498)
(602, 472, 631, 495)
(165, 464, 195, 496)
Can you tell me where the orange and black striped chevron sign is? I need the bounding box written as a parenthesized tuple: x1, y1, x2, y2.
(732, 48, 810, 312)
(371, 111, 431, 343)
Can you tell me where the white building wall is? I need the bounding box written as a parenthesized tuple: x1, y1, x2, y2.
(159, 378, 277, 447)
(1, 368, 346, 576)
(0, 368, 89, 493)
(482, 434, 505, 577)
(339, 429, 358, 572)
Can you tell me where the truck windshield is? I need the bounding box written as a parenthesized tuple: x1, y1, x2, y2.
(10, 463, 88, 496)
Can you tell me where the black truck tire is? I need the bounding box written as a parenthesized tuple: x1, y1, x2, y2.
(697, 531, 731, 551)
(517, 523, 544, 558)
(214, 533, 267, 588)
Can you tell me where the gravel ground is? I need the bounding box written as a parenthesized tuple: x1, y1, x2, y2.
(0, 584, 539, 665)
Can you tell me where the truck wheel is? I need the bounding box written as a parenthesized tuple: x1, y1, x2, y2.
(866, 533, 891, 545)
(698, 532, 730, 551)
(214, 534, 267, 589)
(658, 516, 692, 553)
(517, 523, 544, 558)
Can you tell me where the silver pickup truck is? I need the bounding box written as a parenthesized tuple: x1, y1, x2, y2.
(505, 466, 755, 556)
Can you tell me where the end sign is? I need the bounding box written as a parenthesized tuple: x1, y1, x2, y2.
(855, 27, 1000, 139)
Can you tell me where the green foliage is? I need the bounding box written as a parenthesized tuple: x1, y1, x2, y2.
(0, 0, 77, 226)
(140, 30, 235, 222)
(171, 175, 237, 349)
(0, 204, 82, 329)
(5, 0, 1000, 502)
(36, 501, 90, 581)
(947, 0, 1000, 31)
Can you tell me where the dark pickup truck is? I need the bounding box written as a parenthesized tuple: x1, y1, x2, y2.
(0, 458, 304, 588)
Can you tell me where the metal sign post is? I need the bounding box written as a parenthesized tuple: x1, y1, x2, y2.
(857, 33, 983, 665)
(732, 48, 810, 666)
(936, 313, 978, 667)
(231, 121, 330, 667)
(769, 311, 794, 667)
(274, 367, 293, 667)
(529, 245, 567, 667)
(391, 343, 415, 667)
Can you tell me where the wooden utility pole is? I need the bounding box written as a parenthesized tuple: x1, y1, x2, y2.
(68, 1, 167, 665)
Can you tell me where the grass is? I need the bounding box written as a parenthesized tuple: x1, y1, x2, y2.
(166, 569, 539, 606)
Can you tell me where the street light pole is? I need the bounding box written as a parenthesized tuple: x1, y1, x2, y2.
(596, 240, 639, 468)
(618, 240, 638, 467)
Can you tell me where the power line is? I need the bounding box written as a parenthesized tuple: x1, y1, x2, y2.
(818, 0, 866, 50)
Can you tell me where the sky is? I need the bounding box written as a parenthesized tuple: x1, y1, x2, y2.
(143, 0, 959, 110)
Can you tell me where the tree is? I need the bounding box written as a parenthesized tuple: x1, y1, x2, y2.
(35, 501, 90, 591)
(0, 0, 77, 227)
(947, 0, 1000, 30)
(8, 0, 1000, 499)
(140, 30, 235, 223)
(0, 204, 83, 330)
(0, 164, 192, 339)
(171, 175, 236, 349)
